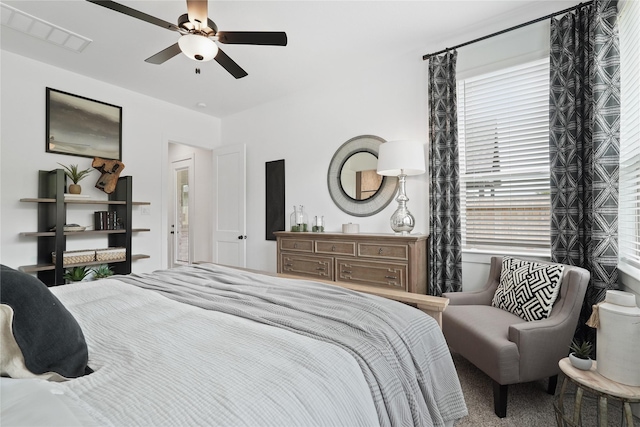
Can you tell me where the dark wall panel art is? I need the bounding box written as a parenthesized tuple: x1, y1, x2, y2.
(265, 159, 285, 241)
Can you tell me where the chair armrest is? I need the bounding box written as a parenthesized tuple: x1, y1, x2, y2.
(507, 312, 575, 382)
(443, 255, 502, 305)
(508, 314, 570, 345)
(507, 269, 589, 382)
(443, 284, 496, 306)
(508, 268, 588, 349)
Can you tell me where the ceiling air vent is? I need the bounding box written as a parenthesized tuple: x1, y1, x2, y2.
(1, 3, 92, 53)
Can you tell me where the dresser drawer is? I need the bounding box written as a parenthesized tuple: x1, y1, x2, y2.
(336, 259, 407, 291)
(358, 243, 409, 261)
(315, 240, 356, 256)
(281, 254, 333, 280)
(280, 238, 314, 253)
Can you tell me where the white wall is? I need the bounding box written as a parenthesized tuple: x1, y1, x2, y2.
(221, 21, 551, 282)
(222, 46, 428, 273)
(0, 51, 221, 273)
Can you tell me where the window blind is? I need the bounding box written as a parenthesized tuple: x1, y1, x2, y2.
(458, 58, 551, 253)
(619, 0, 640, 270)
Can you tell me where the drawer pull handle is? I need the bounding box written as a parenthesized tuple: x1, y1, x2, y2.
(284, 264, 293, 267)
(342, 270, 352, 274)
(316, 267, 325, 271)
(385, 275, 397, 280)
(378, 248, 383, 254)
(294, 243, 298, 249)
(332, 245, 336, 251)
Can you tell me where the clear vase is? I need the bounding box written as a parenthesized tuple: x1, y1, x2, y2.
(297, 205, 309, 232)
(290, 205, 309, 232)
(312, 215, 325, 232)
(290, 205, 299, 232)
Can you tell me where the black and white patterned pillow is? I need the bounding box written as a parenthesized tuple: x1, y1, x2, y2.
(492, 257, 565, 321)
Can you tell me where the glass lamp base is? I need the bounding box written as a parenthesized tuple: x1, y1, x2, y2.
(389, 173, 415, 235)
(390, 207, 415, 235)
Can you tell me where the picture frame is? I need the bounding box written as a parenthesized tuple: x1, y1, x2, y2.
(46, 87, 122, 160)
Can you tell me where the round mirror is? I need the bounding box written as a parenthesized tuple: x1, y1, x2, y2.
(327, 135, 398, 217)
(339, 152, 382, 200)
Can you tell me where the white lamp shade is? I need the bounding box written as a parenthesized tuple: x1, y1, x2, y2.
(376, 140, 426, 176)
(178, 34, 218, 62)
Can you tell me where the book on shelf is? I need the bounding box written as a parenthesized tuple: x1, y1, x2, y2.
(94, 211, 122, 230)
(95, 211, 107, 230)
(64, 193, 91, 199)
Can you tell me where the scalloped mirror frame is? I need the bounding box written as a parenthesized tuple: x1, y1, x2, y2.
(327, 135, 398, 217)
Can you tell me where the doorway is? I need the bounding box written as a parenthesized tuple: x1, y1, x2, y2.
(167, 142, 213, 268)
(170, 158, 194, 267)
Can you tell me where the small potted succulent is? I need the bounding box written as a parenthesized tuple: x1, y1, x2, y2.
(63, 266, 91, 283)
(58, 163, 93, 194)
(569, 339, 593, 370)
(92, 264, 114, 280)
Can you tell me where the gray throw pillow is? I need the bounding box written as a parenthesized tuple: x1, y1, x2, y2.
(0, 265, 91, 380)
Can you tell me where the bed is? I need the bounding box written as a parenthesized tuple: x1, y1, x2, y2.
(0, 263, 467, 426)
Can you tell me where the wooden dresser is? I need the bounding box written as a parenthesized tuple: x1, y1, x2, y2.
(274, 231, 428, 294)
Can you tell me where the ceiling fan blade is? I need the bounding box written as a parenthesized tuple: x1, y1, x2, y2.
(214, 48, 248, 79)
(86, 0, 179, 32)
(207, 18, 218, 34)
(217, 31, 287, 46)
(145, 43, 182, 64)
(186, 0, 208, 29)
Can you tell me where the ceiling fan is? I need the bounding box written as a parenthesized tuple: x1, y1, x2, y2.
(86, 0, 287, 79)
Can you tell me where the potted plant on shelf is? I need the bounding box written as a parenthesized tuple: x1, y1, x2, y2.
(569, 339, 593, 370)
(58, 163, 92, 194)
(92, 264, 114, 280)
(63, 266, 91, 283)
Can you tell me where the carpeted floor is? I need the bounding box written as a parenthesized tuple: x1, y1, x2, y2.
(451, 352, 634, 426)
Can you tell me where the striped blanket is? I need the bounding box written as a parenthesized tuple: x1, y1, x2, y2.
(118, 263, 467, 427)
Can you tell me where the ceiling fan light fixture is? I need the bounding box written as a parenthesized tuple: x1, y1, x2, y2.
(178, 34, 218, 62)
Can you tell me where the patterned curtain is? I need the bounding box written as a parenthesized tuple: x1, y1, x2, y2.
(428, 51, 462, 296)
(549, 0, 620, 345)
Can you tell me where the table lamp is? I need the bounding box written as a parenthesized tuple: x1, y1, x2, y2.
(376, 140, 426, 234)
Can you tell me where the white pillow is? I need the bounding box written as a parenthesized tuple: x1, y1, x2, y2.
(492, 256, 565, 321)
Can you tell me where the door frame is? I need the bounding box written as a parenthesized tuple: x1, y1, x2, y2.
(170, 156, 195, 267)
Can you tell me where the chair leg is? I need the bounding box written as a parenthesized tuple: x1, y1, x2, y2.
(493, 381, 508, 418)
(547, 374, 558, 395)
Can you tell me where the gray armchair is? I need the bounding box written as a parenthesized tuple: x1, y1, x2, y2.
(442, 256, 590, 418)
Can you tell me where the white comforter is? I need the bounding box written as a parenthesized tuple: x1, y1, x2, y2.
(46, 279, 380, 427)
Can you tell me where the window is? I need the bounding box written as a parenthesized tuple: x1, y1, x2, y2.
(457, 59, 551, 254)
(618, 0, 640, 273)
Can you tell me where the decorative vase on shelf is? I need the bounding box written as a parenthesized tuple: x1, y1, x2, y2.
(569, 353, 593, 370)
(312, 215, 325, 232)
(290, 205, 309, 232)
(595, 290, 640, 386)
(568, 339, 593, 370)
(290, 205, 298, 231)
(290, 205, 299, 231)
(58, 163, 92, 195)
(297, 205, 308, 232)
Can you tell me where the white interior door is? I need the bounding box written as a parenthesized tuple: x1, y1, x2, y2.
(212, 144, 246, 267)
(171, 157, 194, 267)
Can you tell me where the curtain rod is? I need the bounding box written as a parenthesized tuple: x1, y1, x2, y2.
(422, 1, 593, 61)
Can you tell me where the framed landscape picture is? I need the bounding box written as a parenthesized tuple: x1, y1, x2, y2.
(46, 88, 122, 160)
